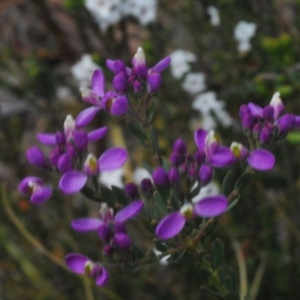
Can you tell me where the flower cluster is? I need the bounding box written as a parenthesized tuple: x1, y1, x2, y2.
(76, 47, 170, 127)
(19, 47, 300, 291)
(85, 0, 157, 32)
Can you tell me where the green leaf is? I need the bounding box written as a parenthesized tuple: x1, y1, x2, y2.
(170, 189, 181, 210)
(212, 238, 224, 269)
(147, 250, 158, 262)
(226, 195, 240, 212)
(153, 191, 166, 209)
(141, 159, 153, 175)
(80, 186, 101, 202)
(222, 171, 234, 197)
(234, 173, 252, 193)
(225, 292, 239, 300)
(147, 101, 156, 125)
(161, 156, 170, 171)
(100, 187, 116, 207)
(154, 240, 168, 252)
(111, 185, 129, 206)
(150, 126, 158, 155)
(127, 121, 148, 146)
(287, 131, 300, 144)
(156, 186, 171, 201)
(167, 250, 186, 263)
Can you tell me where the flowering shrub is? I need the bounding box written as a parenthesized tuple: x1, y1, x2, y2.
(18, 46, 300, 299)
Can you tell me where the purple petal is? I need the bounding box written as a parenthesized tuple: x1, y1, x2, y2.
(247, 149, 275, 171)
(98, 147, 127, 171)
(147, 72, 161, 93)
(37, 133, 57, 146)
(92, 69, 105, 97)
(209, 147, 235, 167)
(248, 102, 263, 117)
(66, 253, 89, 274)
(293, 116, 300, 129)
(26, 146, 46, 168)
(110, 96, 128, 116)
(95, 268, 109, 286)
(155, 212, 186, 240)
(59, 171, 88, 194)
(106, 59, 115, 72)
(18, 176, 43, 195)
(194, 195, 228, 217)
(114, 200, 144, 223)
(75, 106, 102, 127)
(152, 56, 171, 72)
(194, 129, 208, 151)
(30, 186, 52, 204)
(88, 126, 108, 142)
(71, 218, 103, 232)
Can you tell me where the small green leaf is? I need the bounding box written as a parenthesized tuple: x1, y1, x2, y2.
(226, 195, 240, 212)
(100, 187, 116, 207)
(170, 189, 181, 210)
(161, 156, 170, 171)
(147, 101, 156, 125)
(225, 292, 239, 300)
(222, 171, 234, 197)
(167, 250, 186, 263)
(111, 186, 129, 206)
(154, 240, 168, 252)
(234, 173, 252, 193)
(127, 121, 148, 146)
(141, 159, 153, 175)
(150, 126, 158, 155)
(212, 238, 224, 269)
(80, 186, 101, 202)
(153, 191, 166, 209)
(287, 131, 300, 144)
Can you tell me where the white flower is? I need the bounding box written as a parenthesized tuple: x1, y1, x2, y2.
(99, 168, 124, 188)
(182, 72, 206, 95)
(192, 92, 224, 115)
(153, 249, 170, 266)
(71, 54, 99, 87)
(214, 109, 233, 128)
(192, 182, 220, 203)
(124, 0, 157, 25)
(234, 21, 257, 53)
(169, 50, 197, 79)
(201, 114, 217, 130)
(207, 6, 220, 26)
(85, 0, 123, 32)
(133, 167, 152, 185)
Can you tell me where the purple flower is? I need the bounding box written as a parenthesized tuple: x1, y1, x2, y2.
(71, 201, 144, 233)
(66, 253, 108, 286)
(18, 176, 52, 204)
(101, 91, 128, 116)
(71, 201, 143, 251)
(230, 142, 275, 171)
(194, 128, 235, 168)
(26, 146, 47, 168)
(156, 195, 227, 240)
(152, 167, 170, 187)
(59, 147, 127, 194)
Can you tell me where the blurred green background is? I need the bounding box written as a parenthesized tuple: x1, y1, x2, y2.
(1, 0, 300, 299)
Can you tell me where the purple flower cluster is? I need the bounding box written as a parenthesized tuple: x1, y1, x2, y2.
(153, 130, 233, 240)
(76, 47, 170, 127)
(240, 92, 300, 143)
(19, 114, 128, 202)
(66, 201, 144, 284)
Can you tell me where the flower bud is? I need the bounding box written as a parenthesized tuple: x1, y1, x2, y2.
(262, 105, 274, 121)
(194, 150, 206, 164)
(277, 114, 295, 136)
(55, 131, 65, 145)
(168, 167, 180, 184)
(170, 151, 184, 166)
(113, 233, 131, 250)
(152, 167, 170, 187)
(173, 138, 187, 154)
(57, 154, 72, 173)
(141, 178, 153, 193)
(73, 130, 88, 151)
(125, 183, 138, 199)
(49, 146, 61, 166)
(97, 224, 111, 243)
(199, 164, 213, 184)
(26, 146, 47, 168)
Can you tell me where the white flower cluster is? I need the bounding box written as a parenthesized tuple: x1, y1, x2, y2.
(234, 21, 257, 53)
(207, 6, 220, 26)
(85, 0, 157, 32)
(71, 54, 100, 87)
(169, 50, 233, 130)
